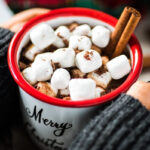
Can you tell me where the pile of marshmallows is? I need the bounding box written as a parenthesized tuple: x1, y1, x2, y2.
(22, 23, 131, 100)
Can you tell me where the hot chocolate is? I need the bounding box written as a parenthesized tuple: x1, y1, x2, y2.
(19, 22, 131, 100)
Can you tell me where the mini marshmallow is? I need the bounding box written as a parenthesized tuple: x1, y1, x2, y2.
(59, 87, 70, 96)
(75, 50, 102, 73)
(51, 48, 75, 68)
(69, 35, 91, 51)
(69, 22, 79, 31)
(88, 71, 112, 89)
(70, 68, 86, 78)
(106, 55, 131, 80)
(72, 24, 91, 37)
(34, 52, 52, 62)
(24, 44, 43, 61)
(51, 68, 71, 89)
(92, 25, 110, 48)
(102, 56, 109, 69)
(32, 59, 53, 81)
(22, 67, 37, 85)
(36, 82, 58, 97)
(53, 36, 65, 48)
(102, 56, 109, 65)
(30, 23, 56, 49)
(69, 79, 96, 100)
(55, 26, 71, 41)
(95, 87, 105, 97)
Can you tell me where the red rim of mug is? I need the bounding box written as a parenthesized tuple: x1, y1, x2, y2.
(8, 7, 143, 107)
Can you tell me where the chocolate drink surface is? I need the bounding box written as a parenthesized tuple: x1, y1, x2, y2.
(19, 22, 131, 100)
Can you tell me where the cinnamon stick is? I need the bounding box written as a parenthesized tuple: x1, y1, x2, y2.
(105, 6, 141, 58)
(112, 7, 141, 58)
(105, 6, 131, 56)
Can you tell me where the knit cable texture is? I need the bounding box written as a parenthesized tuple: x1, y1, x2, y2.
(0, 28, 20, 131)
(68, 94, 150, 150)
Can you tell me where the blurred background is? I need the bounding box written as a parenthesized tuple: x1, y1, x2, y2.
(0, 0, 150, 150)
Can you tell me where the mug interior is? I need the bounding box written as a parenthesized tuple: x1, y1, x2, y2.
(8, 8, 142, 107)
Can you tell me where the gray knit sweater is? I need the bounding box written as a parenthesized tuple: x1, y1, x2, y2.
(68, 94, 150, 150)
